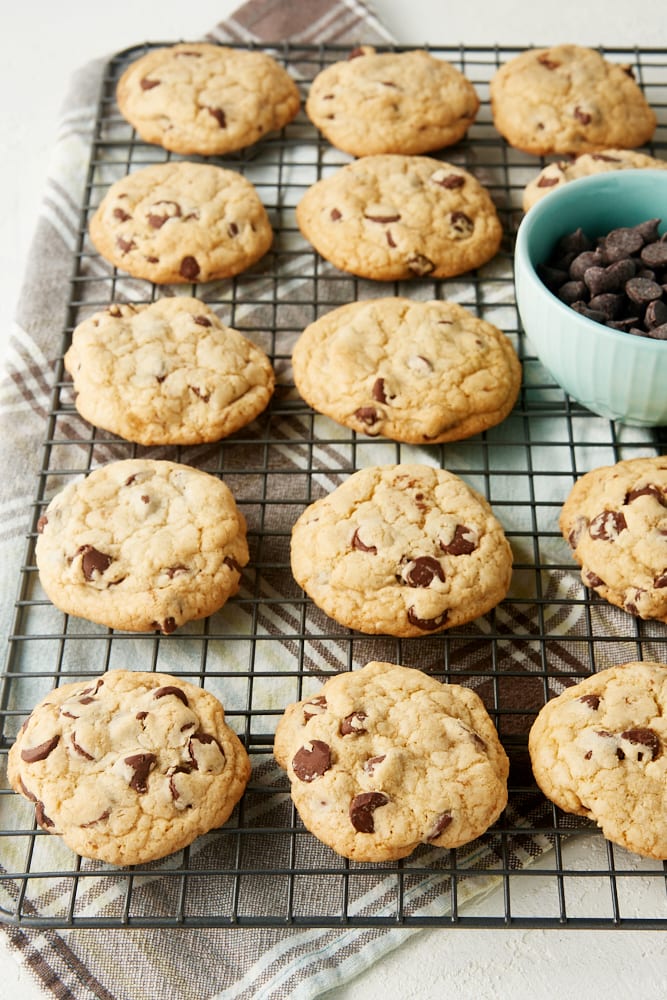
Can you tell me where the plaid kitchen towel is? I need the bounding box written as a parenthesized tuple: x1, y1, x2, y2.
(0, 3, 662, 999)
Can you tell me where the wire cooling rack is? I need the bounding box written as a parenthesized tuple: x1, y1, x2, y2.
(1, 43, 667, 930)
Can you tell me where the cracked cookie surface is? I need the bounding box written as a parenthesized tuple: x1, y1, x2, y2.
(306, 46, 479, 156)
(490, 44, 656, 156)
(529, 661, 667, 859)
(522, 148, 667, 211)
(560, 456, 667, 623)
(8, 670, 251, 865)
(296, 155, 502, 281)
(274, 660, 509, 861)
(291, 297, 521, 443)
(89, 161, 273, 284)
(65, 297, 274, 445)
(290, 464, 513, 636)
(116, 42, 300, 155)
(35, 459, 249, 634)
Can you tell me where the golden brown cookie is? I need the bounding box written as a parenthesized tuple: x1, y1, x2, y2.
(490, 45, 656, 156)
(36, 459, 249, 634)
(117, 42, 300, 155)
(274, 661, 509, 861)
(89, 161, 273, 284)
(291, 297, 521, 442)
(290, 463, 513, 636)
(65, 298, 274, 445)
(560, 456, 667, 622)
(8, 670, 251, 865)
(529, 661, 667, 859)
(296, 155, 503, 281)
(306, 46, 479, 156)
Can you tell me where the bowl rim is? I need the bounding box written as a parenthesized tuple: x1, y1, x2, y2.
(514, 169, 667, 354)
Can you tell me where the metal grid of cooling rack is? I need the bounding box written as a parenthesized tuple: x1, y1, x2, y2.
(1, 43, 667, 930)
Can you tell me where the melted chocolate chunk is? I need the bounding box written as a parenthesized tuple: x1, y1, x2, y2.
(433, 173, 465, 189)
(153, 685, 189, 706)
(35, 802, 55, 829)
(124, 752, 156, 793)
(354, 406, 381, 427)
(440, 524, 476, 556)
(406, 608, 448, 631)
(588, 510, 627, 541)
(194, 315, 212, 327)
(207, 106, 227, 128)
(351, 528, 377, 554)
(625, 484, 666, 506)
(140, 77, 160, 90)
(407, 253, 435, 276)
(621, 727, 662, 761)
(402, 556, 445, 588)
(70, 732, 94, 760)
(21, 734, 60, 764)
(179, 256, 200, 281)
(363, 754, 385, 774)
(364, 212, 401, 224)
(579, 694, 601, 710)
(79, 545, 113, 581)
(427, 811, 453, 840)
(349, 791, 389, 833)
(303, 695, 327, 722)
(339, 711, 367, 736)
(292, 740, 332, 782)
(372, 378, 387, 403)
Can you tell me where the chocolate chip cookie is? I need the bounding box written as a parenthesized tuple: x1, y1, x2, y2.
(306, 46, 479, 156)
(35, 459, 249, 634)
(529, 661, 667, 859)
(117, 42, 300, 155)
(8, 670, 251, 865)
(490, 45, 656, 156)
(290, 464, 513, 636)
(522, 148, 667, 211)
(64, 298, 275, 445)
(291, 297, 521, 442)
(296, 155, 503, 281)
(274, 660, 509, 861)
(89, 161, 273, 284)
(560, 456, 667, 622)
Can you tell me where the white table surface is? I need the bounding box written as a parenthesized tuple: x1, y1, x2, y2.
(2, 3, 667, 998)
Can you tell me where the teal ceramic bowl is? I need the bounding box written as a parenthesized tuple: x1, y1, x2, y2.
(514, 169, 667, 426)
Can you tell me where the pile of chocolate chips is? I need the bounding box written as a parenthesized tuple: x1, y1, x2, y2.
(538, 218, 667, 339)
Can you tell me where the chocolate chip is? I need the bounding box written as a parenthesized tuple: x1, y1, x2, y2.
(621, 727, 662, 761)
(588, 510, 627, 541)
(35, 802, 55, 829)
(625, 484, 666, 505)
(645, 299, 667, 329)
(407, 253, 435, 275)
(641, 240, 667, 268)
(648, 323, 667, 340)
(558, 280, 588, 305)
(207, 106, 227, 128)
(372, 378, 387, 403)
(579, 694, 601, 710)
(116, 237, 136, 254)
(349, 791, 389, 833)
(354, 406, 381, 427)
(363, 754, 385, 774)
(78, 545, 113, 582)
(573, 106, 592, 125)
(351, 528, 377, 554)
(153, 685, 189, 706)
(402, 555, 445, 588)
(124, 752, 156, 793)
(364, 212, 401, 224)
(70, 732, 94, 760)
(537, 176, 560, 189)
(303, 695, 327, 722)
(449, 211, 473, 237)
(113, 207, 132, 222)
(654, 571, 667, 587)
(140, 77, 160, 90)
(602, 227, 645, 262)
(194, 315, 212, 327)
(292, 740, 331, 782)
(179, 256, 200, 281)
(37, 514, 48, 533)
(427, 811, 453, 840)
(433, 173, 465, 189)
(440, 524, 476, 555)
(569, 249, 604, 280)
(340, 712, 367, 736)
(21, 735, 60, 764)
(330, 208, 342, 221)
(626, 276, 663, 305)
(406, 608, 448, 631)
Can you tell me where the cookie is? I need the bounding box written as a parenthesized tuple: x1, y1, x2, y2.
(290, 464, 513, 636)
(116, 42, 300, 155)
(64, 298, 275, 445)
(490, 45, 656, 156)
(296, 155, 503, 281)
(291, 297, 521, 443)
(89, 161, 273, 284)
(274, 660, 509, 861)
(8, 670, 251, 865)
(529, 661, 667, 859)
(523, 148, 667, 211)
(560, 456, 667, 623)
(35, 459, 249, 634)
(306, 46, 479, 156)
